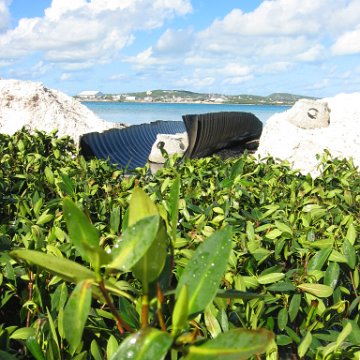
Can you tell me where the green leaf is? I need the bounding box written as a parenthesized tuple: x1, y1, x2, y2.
(63, 198, 110, 270)
(267, 281, 296, 292)
(257, 272, 285, 285)
(108, 215, 160, 271)
(110, 207, 121, 234)
(307, 248, 332, 271)
(298, 331, 312, 358)
(275, 221, 293, 235)
(106, 335, 118, 360)
(10, 249, 97, 284)
(9, 327, 35, 340)
(59, 172, 75, 196)
(297, 283, 333, 298)
(128, 188, 158, 224)
(132, 223, 168, 287)
(278, 308, 288, 331)
(172, 285, 189, 336)
(343, 239, 356, 269)
(176, 227, 233, 316)
(288, 294, 301, 322)
(346, 222, 356, 245)
(186, 328, 274, 360)
(36, 209, 54, 225)
(26, 336, 45, 360)
(91, 340, 102, 360)
(324, 262, 340, 288)
(168, 175, 180, 242)
(127, 188, 168, 287)
(265, 229, 282, 240)
(63, 279, 92, 352)
(204, 304, 222, 338)
(110, 328, 172, 360)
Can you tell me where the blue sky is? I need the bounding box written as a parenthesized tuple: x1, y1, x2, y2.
(1, 0, 359, 97)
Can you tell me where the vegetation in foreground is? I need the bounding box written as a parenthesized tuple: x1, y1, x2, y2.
(0, 129, 359, 359)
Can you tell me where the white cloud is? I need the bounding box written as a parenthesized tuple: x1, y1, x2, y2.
(332, 26, 360, 55)
(0, 0, 11, 31)
(60, 73, 72, 81)
(155, 28, 193, 54)
(0, 0, 192, 64)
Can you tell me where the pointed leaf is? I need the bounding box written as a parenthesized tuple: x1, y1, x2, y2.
(128, 188, 158, 224)
(108, 215, 160, 271)
(64, 280, 92, 352)
(110, 207, 121, 234)
(110, 328, 172, 360)
(106, 335, 118, 360)
(26, 336, 45, 360)
(257, 273, 285, 285)
(63, 198, 110, 269)
(186, 328, 274, 360)
(10, 249, 97, 283)
(343, 239, 356, 269)
(307, 248, 332, 271)
(176, 227, 233, 316)
(324, 262, 340, 288)
(289, 294, 301, 322)
(298, 331, 312, 358)
(172, 285, 189, 336)
(204, 304, 222, 338)
(168, 175, 180, 241)
(297, 283, 333, 298)
(132, 223, 168, 286)
(126, 188, 168, 286)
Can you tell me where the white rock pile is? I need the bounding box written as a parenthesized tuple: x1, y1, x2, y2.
(256, 93, 360, 177)
(0, 79, 125, 145)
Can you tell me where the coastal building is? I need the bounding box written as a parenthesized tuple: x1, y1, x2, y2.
(77, 91, 104, 100)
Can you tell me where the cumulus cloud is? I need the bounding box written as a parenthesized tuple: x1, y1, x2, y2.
(332, 26, 360, 55)
(155, 28, 194, 54)
(0, 0, 11, 31)
(0, 0, 192, 64)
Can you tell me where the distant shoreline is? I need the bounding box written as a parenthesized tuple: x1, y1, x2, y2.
(79, 99, 293, 106)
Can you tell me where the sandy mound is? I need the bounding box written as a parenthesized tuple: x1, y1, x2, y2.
(0, 79, 125, 145)
(256, 93, 360, 177)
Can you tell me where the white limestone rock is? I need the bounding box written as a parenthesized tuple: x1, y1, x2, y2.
(149, 132, 188, 163)
(286, 99, 330, 129)
(256, 93, 360, 177)
(0, 79, 126, 145)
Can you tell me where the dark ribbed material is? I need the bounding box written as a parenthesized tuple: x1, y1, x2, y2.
(79, 112, 262, 171)
(80, 120, 185, 170)
(183, 112, 262, 159)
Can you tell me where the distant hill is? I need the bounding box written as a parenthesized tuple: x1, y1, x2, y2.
(99, 89, 317, 105)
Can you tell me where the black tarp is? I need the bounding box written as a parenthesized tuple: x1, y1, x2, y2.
(80, 120, 185, 170)
(183, 112, 262, 159)
(79, 112, 262, 171)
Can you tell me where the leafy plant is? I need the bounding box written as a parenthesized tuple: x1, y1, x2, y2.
(1, 129, 359, 359)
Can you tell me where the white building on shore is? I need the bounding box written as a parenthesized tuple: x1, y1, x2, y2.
(77, 91, 104, 100)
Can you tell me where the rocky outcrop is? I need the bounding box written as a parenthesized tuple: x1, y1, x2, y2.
(286, 99, 330, 129)
(0, 79, 125, 145)
(148, 132, 188, 163)
(256, 93, 360, 176)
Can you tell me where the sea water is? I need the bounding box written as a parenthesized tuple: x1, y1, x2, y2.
(83, 101, 290, 125)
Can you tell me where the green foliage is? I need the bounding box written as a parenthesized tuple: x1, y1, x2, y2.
(1, 129, 360, 359)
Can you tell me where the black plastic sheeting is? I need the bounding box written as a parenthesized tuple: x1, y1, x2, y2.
(183, 112, 262, 159)
(79, 112, 262, 171)
(80, 120, 185, 170)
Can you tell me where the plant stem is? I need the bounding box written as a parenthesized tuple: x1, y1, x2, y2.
(26, 271, 34, 327)
(98, 280, 134, 334)
(157, 282, 167, 331)
(141, 293, 149, 328)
